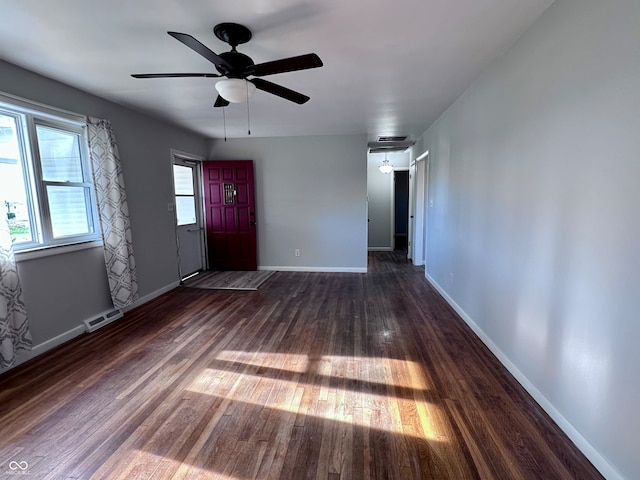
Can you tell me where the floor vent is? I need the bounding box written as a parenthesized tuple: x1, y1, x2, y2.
(84, 309, 123, 333)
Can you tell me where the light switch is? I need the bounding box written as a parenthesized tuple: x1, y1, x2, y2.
(167, 202, 174, 212)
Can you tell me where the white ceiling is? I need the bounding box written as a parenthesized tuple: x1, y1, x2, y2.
(0, 0, 554, 141)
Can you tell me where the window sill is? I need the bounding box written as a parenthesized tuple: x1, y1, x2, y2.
(15, 240, 103, 262)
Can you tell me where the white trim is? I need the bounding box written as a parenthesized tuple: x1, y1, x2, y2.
(389, 178, 394, 249)
(412, 155, 428, 267)
(122, 281, 180, 312)
(415, 149, 430, 162)
(15, 240, 103, 262)
(425, 273, 624, 480)
(259, 266, 367, 273)
(0, 324, 85, 375)
(169, 148, 204, 162)
(0, 90, 86, 125)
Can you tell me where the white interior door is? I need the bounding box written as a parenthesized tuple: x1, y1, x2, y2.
(408, 160, 416, 261)
(173, 159, 205, 279)
(413, 151, 429, 266)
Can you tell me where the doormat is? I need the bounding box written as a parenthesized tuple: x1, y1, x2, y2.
(183, 270, 276, 291)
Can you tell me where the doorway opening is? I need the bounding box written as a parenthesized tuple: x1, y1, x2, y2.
(394, 170, 409, 252)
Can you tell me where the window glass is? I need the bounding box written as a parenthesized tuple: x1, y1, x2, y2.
(173, 165, 194, 195)
(36, 125, 84, 182)
(175, 196, 197, 226)
(0, 113, 35, 243)
(46, 186, 92, 237)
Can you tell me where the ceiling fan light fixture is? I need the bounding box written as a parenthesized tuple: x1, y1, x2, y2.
(215, 78, 256, 103)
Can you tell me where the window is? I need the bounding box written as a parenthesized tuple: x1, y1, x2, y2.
(0, 93, 99, 251)
(173, 164, 197, 226)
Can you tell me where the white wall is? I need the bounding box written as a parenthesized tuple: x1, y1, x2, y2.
(417, 0, 640, 478)
(367, 152, 410, 250)
(209, 134, 368, 272)
(0, 60, 207, 361)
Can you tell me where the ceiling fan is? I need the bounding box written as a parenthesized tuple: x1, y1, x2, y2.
(132, 23, 323, 107)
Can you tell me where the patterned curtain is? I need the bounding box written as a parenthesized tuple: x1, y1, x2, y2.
(87, 117, 139, 309)
(0, 217, 32, 368)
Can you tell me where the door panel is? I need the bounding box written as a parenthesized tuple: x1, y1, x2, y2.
(203, 160, 257, 271)
(173, 161, 205, 278)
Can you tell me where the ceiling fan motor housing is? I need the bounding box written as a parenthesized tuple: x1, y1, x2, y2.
(217, 51, 255, 78)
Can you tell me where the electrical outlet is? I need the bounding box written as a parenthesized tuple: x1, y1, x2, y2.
(295, 249, 301, 257)
(450, 272, 454, 285)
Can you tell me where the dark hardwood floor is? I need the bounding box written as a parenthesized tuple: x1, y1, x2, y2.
(0, 252, 603, 479)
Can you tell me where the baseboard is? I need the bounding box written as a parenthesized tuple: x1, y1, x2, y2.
(122, 280, 180, 313)
(368, 247, 393, 251)
(259, 266, 367, 273)
(0, 324, 85, 375)
(425, 273, 623, 480)
(1, 281, 180, 376)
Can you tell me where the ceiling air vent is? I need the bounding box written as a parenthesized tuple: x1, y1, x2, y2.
(377, 136, 407, 142)
(368, 146, 411, 154)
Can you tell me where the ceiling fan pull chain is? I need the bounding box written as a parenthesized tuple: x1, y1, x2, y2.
(246, 82, 251, 136)
(223, 106, 227, 141)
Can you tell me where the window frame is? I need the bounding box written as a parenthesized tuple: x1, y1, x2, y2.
(0, 92, 101, 253)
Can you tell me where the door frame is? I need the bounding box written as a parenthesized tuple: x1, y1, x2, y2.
(391, 168, 409, 252)
(170, 149, 206, 280)
(412, 149, 429, 267)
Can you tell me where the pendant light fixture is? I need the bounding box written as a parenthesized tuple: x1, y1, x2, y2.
(378, 153, 393, 174)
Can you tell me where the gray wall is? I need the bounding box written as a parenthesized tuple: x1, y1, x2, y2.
(416, 0, 639, 478)
(367, 152, 410, 250)
(209, 135, 367, 272)
(0, 60, 207, 349)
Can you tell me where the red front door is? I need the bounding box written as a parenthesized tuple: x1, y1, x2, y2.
(203, 160, 257, 271)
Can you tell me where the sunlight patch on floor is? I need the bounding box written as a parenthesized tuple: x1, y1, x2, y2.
(215, 350, 310, 373)
(216, 351, 428, 389)
(186, 352, 444, 442)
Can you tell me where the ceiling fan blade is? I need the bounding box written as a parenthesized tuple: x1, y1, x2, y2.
(131, 73, 222, 79)
(167, 31, 232, 73)
(246, 53, 323, 77)
(250, 78, 310, 104)
(214, 95, 230, 108)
